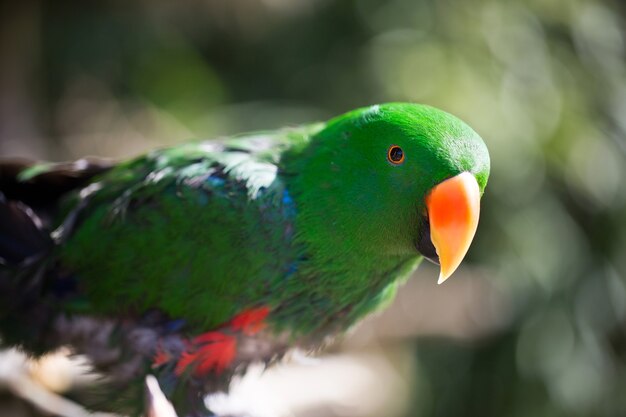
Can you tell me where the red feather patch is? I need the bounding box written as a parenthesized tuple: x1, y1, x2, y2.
(152, 346, 171, 368)
(175, 331, 236, 376)
(229, 306, 270, 335)
(172, 306, 271, 376)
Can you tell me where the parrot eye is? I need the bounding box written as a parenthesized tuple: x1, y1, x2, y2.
(387, 145, 405, 165)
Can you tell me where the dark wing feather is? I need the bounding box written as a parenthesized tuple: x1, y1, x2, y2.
(0, 158, 114, 208)
(0, 194, 50, 264)
(0, 157, 114, 264)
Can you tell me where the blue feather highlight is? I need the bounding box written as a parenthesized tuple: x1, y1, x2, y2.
(282, 189, 293, 205)
(164, 319, 186, 332)
(282, 189, 297, 218)
(285, 262, 298, 278)
(206, 175, 225, 187)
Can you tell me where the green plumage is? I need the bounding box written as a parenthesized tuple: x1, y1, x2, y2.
(0, 102, 490, 416)
(54, 103, 488, 334)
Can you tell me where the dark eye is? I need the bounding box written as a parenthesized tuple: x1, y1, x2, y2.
(387, 145, 405, 165)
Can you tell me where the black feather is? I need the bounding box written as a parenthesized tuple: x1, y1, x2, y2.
(0, 158, 113, 208)
(0, 193, 50, 265)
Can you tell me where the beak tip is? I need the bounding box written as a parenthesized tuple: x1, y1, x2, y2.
(426, 172, 481, 287)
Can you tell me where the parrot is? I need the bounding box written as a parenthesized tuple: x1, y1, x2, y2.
(0, 103, 490, 416)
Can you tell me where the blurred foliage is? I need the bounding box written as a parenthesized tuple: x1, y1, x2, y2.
(1, 0, 626, 416)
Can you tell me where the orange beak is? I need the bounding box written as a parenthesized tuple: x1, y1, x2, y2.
(425, 172, 481, 284)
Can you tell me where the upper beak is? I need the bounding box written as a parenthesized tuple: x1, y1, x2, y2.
(425, 172, 481, 284)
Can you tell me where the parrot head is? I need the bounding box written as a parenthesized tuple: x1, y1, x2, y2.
(288, 102, 490, 283)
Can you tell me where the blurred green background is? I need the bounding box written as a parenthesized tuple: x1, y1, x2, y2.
(1, 0, 626, 416)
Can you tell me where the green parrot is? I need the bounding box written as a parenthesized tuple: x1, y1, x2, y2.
(0, 103, 489, 416)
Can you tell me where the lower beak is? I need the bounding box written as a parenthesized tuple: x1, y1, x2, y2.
(425, 172, 481, 284)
